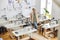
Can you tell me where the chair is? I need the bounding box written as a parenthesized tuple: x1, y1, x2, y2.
(44, 28, 52, 38)
(0, 26, 7, 34)
(0, 27, 2, 34)
(49, 30, 58, 38)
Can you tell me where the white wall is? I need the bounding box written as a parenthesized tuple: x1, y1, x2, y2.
(0, 0, 8, 9)
(0, 0, 37, 18)
(1, 0, 60, 19)
(0, 0, 19, 18)
(35, 0, 40, 13)
(52, 1, 60, 20)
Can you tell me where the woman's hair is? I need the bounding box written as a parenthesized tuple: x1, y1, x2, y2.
(32, 8, 36, 11)
(32, 8, 36, 13)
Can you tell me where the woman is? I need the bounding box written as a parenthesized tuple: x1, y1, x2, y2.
(30, 8, 39, 29)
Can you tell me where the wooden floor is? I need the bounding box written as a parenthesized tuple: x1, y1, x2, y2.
(0, 32, 57, 40)
(0, 32, 16, 40)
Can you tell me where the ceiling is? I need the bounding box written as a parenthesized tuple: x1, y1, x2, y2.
(53, 0, 60, 7)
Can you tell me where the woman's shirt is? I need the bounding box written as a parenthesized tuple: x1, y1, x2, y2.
(33, 13, 37, 22)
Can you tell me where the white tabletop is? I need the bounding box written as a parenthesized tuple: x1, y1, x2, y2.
(42, 23, 59, 29)
(39, 19, 49, 22)
(0, 20, 8, 25)
(4, 23, 26, 29)
(8, 18, 18, 21)
(12, 27, 37, 37)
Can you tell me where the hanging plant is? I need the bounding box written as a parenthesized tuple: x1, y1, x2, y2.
(44, 8, 49, 13)
(44, 8, 51, 19)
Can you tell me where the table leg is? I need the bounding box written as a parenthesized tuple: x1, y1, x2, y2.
(44, 29, 46, 37)
(18, 37, 20, 40)
(16, 37, 20, 40)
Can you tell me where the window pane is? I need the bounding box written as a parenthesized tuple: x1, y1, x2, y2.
(41, 0, 46, 14)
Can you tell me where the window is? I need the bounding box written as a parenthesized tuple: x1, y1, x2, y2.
(41, 0, 46, 14)
(40, 0, 52, 14)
